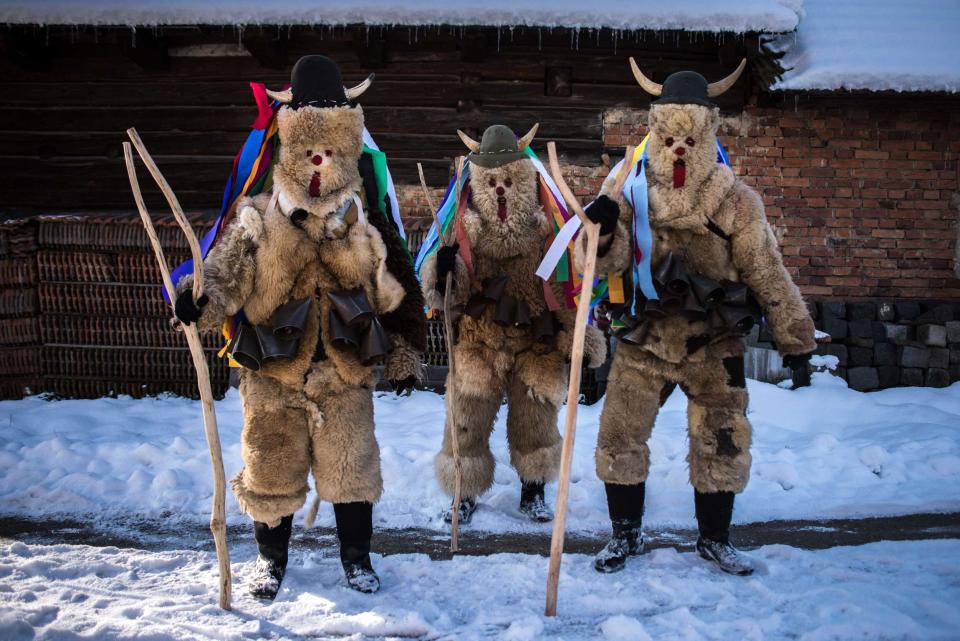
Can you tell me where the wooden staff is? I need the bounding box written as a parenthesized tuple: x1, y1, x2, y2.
(544, 143, 634, 617)
(419, 159, 465, 552)
(123, 129, 232, 611)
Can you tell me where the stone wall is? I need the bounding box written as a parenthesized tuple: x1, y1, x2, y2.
(808, 300, 960, 391)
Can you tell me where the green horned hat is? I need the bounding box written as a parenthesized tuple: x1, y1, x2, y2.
(457, 123, 539, 168)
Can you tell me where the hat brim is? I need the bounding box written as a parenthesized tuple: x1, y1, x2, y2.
(467, 150, 528, 168)
(651, 96, 716, 108)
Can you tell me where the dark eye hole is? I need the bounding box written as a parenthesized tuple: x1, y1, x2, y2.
(685, 137, 695, 146)
(306, 150, 312, 157)
(664, 137, 674, 147)
(488, 178, 497, 187)
(504, 178, 513, 188)
(325, 150, 332, 157)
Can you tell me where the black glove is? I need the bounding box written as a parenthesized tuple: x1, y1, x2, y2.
(435, 243, 459, 294)
(390, 375, 416, 397)
(583, 195, 620, 235)
(784, 352, 813, 389)
(175, 291, 208, 325)
(782, 352, 813, 370)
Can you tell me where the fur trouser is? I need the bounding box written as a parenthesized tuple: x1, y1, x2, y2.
(596, 338, 752, 494)
(232, 366, 383, 527)
(435, 341, 566, 498)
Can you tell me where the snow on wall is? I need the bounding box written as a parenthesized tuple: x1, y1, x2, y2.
(770, 0, 960, 92)
(0, 0, 801, 33)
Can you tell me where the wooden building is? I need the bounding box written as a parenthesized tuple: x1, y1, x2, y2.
(1, 2, 958, 397)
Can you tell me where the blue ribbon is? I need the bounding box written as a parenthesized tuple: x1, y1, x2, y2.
(620, 139, 732, 314)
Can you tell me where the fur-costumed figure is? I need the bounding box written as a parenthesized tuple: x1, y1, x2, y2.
(420, 125, 607, 524)
(578, 61, 815, 575)
(174, 55, 426, 598)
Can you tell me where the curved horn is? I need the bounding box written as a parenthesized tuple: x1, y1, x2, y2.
(707, 58, 747, 97)
(266, 88, 292, 104)
(517, 122, 539, 151)
(345, 73, 375, 100)
(457, 129, 481, 153)
(629, 57, 662, 96)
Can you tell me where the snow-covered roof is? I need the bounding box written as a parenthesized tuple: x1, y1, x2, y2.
(0, 0, 802, 33)
(771, 0, 960, 93)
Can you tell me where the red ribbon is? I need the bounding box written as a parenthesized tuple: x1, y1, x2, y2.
(250, 82, 278, 130)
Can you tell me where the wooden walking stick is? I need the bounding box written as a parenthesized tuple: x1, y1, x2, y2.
(419, 159, 466, 552)
(544, 143, 634, 616)
(123, 129, 232, 610)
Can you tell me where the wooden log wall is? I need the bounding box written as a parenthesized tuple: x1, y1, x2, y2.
(0, 24, 758, 213)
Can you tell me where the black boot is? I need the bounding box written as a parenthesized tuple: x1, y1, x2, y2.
(249, 514, 293, 600)
(333, 502, 380, 593)
(442, 496, 478, 525)
(519, 480, 553, 523)
(594, 482, 645, 573)
(694, 490, 754, 576)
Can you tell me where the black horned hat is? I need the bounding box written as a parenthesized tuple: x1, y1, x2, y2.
(456, 123, 539, 168)
(629, 58, 747, 108)
(266, 55, 373, 109)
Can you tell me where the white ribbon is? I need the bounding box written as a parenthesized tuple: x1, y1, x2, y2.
(536, 215, 582, 281)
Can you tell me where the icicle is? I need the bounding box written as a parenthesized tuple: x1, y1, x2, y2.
(496, 27, 501, 52)
(130, 25, 136, 48)
(538, 27, 542, 51)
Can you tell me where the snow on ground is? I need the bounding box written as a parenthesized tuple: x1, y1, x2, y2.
(0, 538, 958, 640)
(770, 0, 960, 92)
(1, 373, 959, 533)
(0, 0, 801, 33)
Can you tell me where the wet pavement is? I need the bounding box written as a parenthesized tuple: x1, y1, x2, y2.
(2, 512, 958, 559)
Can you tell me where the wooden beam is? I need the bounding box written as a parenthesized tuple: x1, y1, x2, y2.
(242, 30, 289, 69)
(123, 31, 169, 71)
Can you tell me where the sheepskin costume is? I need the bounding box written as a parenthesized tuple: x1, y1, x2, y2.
(579, 61, 815, 572)
(420, 124, 606, 521)
(175, 55, 424, 595)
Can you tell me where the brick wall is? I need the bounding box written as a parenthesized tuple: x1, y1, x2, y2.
(598, 97, 960, 301)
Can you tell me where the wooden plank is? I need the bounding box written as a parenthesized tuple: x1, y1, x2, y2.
(0, 105, 602, 138)
(0, 130, 600, 160)
(0, 134, 601, 210)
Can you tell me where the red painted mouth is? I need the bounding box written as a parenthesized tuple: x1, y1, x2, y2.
(497, 197, 507, 221)
(673, 159, 686, 188)
(309, 172, 322, 197)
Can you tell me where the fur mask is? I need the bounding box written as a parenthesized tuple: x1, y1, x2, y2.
(273, 104, 364, 217)
(466, 158, 548, 258)
(646, 103, 721, 193)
